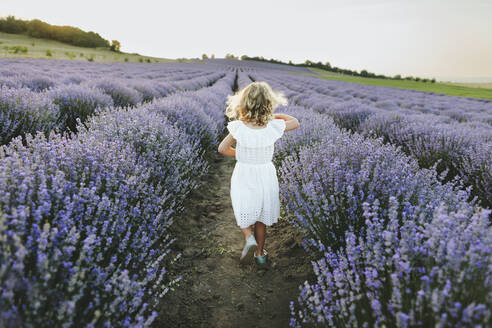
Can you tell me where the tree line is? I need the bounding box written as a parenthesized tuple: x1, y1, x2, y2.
(0, 15, 121, 51)
(218, 54, 436, 83)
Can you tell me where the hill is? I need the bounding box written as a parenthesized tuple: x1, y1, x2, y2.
(0, 32, 192, 63)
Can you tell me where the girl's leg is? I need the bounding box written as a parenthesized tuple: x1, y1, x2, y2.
(240, 226, 253, 241)
(254, 221, 266, 256)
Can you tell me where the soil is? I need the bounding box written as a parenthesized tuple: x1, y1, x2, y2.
(152, 149, 317, 328)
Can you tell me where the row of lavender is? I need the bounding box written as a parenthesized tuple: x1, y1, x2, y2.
(249, 69, 492, 211)
(0, 58, 225, 145)
(0, 62, 235, 327)
(0, 58, 216, 91)
(276, 106, 490, 327)
(222, 60, 492, 124)
(239, 70, 491, 325)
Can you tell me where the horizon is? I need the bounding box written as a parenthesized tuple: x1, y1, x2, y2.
(1, 0, 491, 83)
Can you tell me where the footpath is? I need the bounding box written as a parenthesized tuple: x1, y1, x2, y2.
(153, 147, 316, 328)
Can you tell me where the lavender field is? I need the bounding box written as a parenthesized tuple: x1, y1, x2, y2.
(0, 57, 491, 327)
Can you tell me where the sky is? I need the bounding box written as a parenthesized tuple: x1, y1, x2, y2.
(1, 0, 492, 82)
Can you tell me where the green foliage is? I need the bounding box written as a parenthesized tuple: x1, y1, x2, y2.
(79, 52, 84, 57)
(124, 57, 129, 62)
(0, 15, 110, 48)
(3, 45, 28, 54)
(225, 53, 238, 59)
(146, 58, 151, 63)
(109, 40, 121, 52)
(87, 54, 94, 62)
(202, 53, 208, 59)
(0, 15, 27, 33)
(138, 57, 143, 63)
(45, 49, 52, 56)
(65, 51, 76, 59)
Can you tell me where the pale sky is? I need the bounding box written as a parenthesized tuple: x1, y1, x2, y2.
(2, 0, 492, 82)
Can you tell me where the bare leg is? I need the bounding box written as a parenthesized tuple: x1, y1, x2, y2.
(254, 221, 266, 256)
(240, 226, 253, 241)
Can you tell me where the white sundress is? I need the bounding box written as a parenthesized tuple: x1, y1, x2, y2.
(226, 118, 287, 228)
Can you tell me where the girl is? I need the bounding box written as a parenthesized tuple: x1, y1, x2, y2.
(217, 81, 299, 264)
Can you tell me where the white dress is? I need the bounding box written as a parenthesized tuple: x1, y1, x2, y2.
(227, 118, 286, 228)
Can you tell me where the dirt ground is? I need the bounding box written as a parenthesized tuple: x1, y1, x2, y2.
(153, 149, 317, 328)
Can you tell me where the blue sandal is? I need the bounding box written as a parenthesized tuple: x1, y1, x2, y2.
(240, 235, 258, 261)
(254, 249, 268, 264)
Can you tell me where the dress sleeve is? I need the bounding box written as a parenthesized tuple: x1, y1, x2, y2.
(227, 120, 241, 139)
(270, 119, 286, 139)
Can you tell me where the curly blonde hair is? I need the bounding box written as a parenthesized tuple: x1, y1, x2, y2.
(225, 81, 288, 127)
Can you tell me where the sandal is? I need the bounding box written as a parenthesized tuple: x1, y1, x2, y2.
(254, 249, 268, 265)
(240, 235, 258, 261)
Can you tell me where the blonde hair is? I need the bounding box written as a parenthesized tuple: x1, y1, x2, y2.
(225, 81, 288, 126)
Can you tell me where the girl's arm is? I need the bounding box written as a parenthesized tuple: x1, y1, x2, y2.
(274, 113, 300, 131)
(217, 133, 236, 157)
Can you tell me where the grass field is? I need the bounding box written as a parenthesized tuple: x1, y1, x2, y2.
(444, 82, 492, 90)
(288, 67, 492, 100)
(0, 32, 195, 63)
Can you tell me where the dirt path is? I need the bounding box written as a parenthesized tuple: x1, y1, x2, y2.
(153, 148, 317, 328)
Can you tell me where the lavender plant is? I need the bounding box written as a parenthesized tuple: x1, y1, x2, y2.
(289, 198, 492, 327)
(0, 86, 59, 145)
(0, 69, 233, 326)
(48, 84, 114, 132)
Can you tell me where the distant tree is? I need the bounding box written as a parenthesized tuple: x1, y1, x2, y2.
(431, 77, 436, 83)
(324, 61, 331, 69)
(415, 76, 421, 81)
(305, 60, 312, 66)
(211, 53, 215, 59)
(393, 74, 402, 80)
(225, 53, 234, 59)
(360, 69, 369, 77)
(288, 60, 293, 65)
(110, 40, 121, 52)
(0, 15, 27, 33)
(422, 78, 429, 83)
(240, 55, 248, 60)
(0, 15, 111, 48)
(202, 53, 209, 59)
